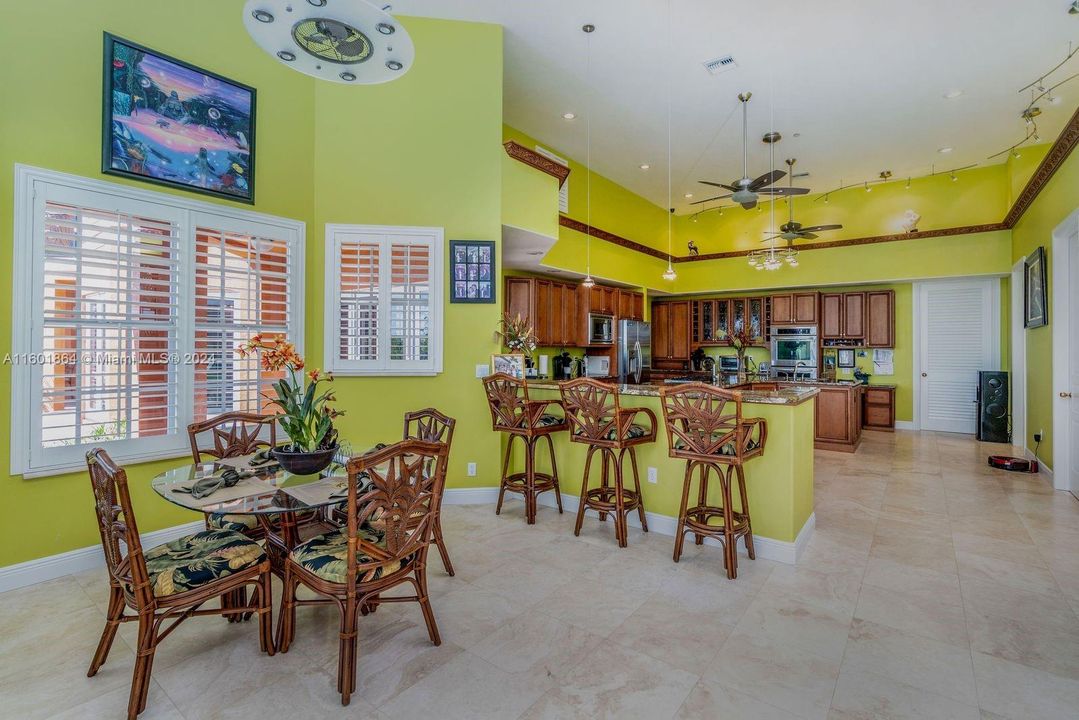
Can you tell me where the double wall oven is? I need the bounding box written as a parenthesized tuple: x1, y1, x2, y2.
(770, 326, 818, 379)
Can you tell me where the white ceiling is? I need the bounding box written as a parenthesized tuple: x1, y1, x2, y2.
(397, 0, 1079, 213)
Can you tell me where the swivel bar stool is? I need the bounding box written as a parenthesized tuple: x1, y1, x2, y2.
(483, 373, 567, 524)
(659, 383, 767, 579)
(560, 378, 657, 548)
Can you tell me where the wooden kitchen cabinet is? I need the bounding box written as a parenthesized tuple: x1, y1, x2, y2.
(617, 289, 644, 321)
(652, 300, 691, 366)
(843, 292, 866, 339)
(503, 277, 578, 348)
(866, 290, 895, 348)
(771, 292, 818, 325)
(558, 283, 578, 346)
(505, 277, 532, 324)
(821, 292, 867, 341)
(533, 279, 554, 344)
(814, 384, 865, 452)
(589, 285, 617, 316)
(863, 386, 896, 430)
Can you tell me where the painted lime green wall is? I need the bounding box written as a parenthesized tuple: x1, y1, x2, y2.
(0, 3, 504, 566)
(1010, 146, 1079, 467)
(502, 150, 560, 238)
(1006, 143, 1051, 208)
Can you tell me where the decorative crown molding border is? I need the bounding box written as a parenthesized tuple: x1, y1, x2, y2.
(542, 103, 1079, 263)
(503, 141, 570, 188)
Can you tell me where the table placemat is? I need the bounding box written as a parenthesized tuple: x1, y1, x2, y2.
(279, 474, 348, 507)
(214, 453, 279, 472)
(167, 476, 270, 509)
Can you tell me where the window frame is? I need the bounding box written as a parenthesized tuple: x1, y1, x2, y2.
(11, 165, 305, 478)
(324, 223, 444, 377)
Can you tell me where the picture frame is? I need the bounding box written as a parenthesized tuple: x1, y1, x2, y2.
(837, 349, 856, 368)
(102, 33, 256, 204)
(1024, 245, 1048, 329)
(491, 353, 526, 378)
(450, 240, 496, 303)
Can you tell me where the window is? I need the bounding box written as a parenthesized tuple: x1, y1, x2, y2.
(11, 166, 304, 477)
(325, 224, 443, 376)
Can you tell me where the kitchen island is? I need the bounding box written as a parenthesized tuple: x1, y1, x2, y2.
(506, 380, 818, 563)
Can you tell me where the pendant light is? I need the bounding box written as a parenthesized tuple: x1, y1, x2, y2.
(662, 0, 677, 282)
(581, 24, 596, 289)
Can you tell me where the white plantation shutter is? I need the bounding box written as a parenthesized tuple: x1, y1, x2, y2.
(11, 167, 304, 477)
(192, 217, 297, 421)
(326, 225, 443, 376)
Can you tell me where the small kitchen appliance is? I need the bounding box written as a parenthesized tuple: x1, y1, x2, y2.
(587, 313, 615, 345)
(584, 355, 611, 378)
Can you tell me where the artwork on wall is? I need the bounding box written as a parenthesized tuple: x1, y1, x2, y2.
(450, 240, 495, 303)
(837, 349, 856, 368)
(491, 353, 525, 378)
(1024, 246, 1048, 329)
(102, 33, 256, 203)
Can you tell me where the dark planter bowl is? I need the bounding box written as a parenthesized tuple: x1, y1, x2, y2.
(272, 445, 338, 476)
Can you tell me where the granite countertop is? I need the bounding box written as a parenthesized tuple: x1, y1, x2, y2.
(522, 379, 819, 406)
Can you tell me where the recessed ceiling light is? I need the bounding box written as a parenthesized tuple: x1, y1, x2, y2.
(938, 147, 953, 154)
(943, 89, 964, 99)
(562, 112, 576, 120)
(639, 164, 650, 170)
(684, 193, 693, 198)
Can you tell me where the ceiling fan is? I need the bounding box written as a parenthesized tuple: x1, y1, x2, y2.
(763, 159, 842, 242)
(693, 92, 810, 210)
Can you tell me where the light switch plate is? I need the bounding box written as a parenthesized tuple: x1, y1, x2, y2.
(476, 364, 490, 378)
(467, 462, 477, 477)
(647, 467, 658, 484)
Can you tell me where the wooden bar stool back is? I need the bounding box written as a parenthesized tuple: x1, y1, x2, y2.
(482, 373, 567, 524)
(659, 383, 767, 578)
(403, 408, 457, 576)
(276, 439, 449, 706)
(85, 449, 274, 720)
(560, 378, 657, 548)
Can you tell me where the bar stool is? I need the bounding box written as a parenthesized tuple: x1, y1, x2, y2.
(659, 383, 767, 579)
(560, 378, 657, 548)
(482, 373, 567, 524)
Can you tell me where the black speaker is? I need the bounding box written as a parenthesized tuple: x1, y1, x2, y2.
(976, 371, 1010, 443)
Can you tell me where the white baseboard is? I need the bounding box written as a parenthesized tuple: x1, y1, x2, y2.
(533, 493, 813, 565)
(0, 520, 204, 594)
(1, 486, 817, 595)
(895, 420, 916, 431)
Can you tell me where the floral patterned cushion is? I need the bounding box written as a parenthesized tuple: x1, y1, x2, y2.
(207, 513, 259, 532)
(142, 530, 265, 597)
(575, 423, 649, 441)
(536, 414, 565, 427)
(674, 436, 760, 456)
(290, 525, 411, 584)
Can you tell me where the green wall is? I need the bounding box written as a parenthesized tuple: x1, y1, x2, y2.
(0, 2, 504, 566)
(1011, 148, 1079, 468)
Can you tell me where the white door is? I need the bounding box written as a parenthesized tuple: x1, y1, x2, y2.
(1062, 230, 1079, 494)
(917, 279, 1000, 434)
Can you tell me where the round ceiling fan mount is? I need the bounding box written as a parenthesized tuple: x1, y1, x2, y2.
(243, 0, 414, 84)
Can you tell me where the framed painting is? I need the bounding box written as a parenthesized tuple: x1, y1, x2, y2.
(837, 349, 856, 368)
(450, 240, 495, 303)
(491, 353, 525, 378)
(102, 33, 256, 203)
(1024, 246, 1048, 329)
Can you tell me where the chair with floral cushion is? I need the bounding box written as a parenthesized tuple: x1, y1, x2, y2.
(482, 373, 567, 525)
(659, 383, 767, 579)
(559, 377, 657, 548)
(276, 439, 450, 706)
(84, 448, 274, 720)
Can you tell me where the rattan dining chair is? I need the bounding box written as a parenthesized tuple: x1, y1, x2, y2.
(85, 448, 274, 720)
(276, 439, 450, 706)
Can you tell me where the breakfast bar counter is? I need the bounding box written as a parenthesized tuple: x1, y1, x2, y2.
(504, 380, 818, 562)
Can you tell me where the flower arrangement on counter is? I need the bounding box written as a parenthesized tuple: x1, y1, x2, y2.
(496, 313, 537, 358)
(237, 335, 343, 453)
(727, 326, 754, 378)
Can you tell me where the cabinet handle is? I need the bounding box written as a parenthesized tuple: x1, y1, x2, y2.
(1062, 392, 1074, 399)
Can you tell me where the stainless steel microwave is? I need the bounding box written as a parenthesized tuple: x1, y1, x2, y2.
(588, 313, 614, 344)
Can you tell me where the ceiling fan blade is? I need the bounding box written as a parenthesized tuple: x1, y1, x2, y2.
(799, 232, 819, 240)
(690, 195, 730, 205)
(698, 180, 740, 191)
(758, 186, 810, 196)
(748, 169, 786, 192)
(760, 234, 782, 243)
(799, 224, 842, 233)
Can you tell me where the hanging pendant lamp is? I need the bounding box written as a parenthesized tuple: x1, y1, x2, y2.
(243, 0, 414, 84)
(662, 0, 677, 282)
(581, 23, 596, 288)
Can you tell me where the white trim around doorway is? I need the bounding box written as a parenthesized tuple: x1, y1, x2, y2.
(1011, 259, 1027, 449)
(1051, 209, 1078, 491)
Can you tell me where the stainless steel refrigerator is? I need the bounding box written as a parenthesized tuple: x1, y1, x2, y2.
(618, 320, 652, 384)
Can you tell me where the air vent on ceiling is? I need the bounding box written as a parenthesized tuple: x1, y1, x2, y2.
(703, 55, 737, 75)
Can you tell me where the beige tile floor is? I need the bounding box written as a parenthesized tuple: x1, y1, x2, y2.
(3, 431, 1079, 719)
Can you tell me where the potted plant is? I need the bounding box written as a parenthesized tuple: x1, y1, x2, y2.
(237, 335, 344, 475)
(497, 313, 537, 366)
(727, 326, 754, 383)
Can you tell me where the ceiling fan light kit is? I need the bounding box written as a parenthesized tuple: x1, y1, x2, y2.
(243, 0, 414, 84)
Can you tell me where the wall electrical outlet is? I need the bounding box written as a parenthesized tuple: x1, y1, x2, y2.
(467, 462, 477, 477)
(647, 467, 658, 484)
(475, 364, 489, 378)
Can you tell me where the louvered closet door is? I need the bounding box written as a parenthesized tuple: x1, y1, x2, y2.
(918, 279, 1000, 434)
